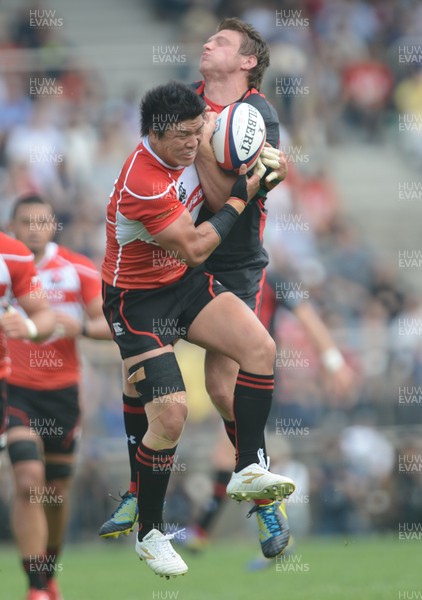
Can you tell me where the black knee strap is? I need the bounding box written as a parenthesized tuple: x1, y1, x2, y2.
(45, 462, 73, 481)
(128, 353, 185, 406)
(8, 440, 41, 464)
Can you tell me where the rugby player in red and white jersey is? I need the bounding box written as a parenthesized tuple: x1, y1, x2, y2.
(101, 80, 295, 578)
(0, 232, 55, 449)
(6, 195, 111, 600)
(99, 19, 292, 562)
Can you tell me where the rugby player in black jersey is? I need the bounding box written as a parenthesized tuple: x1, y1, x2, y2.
(99, 19, 292, 560)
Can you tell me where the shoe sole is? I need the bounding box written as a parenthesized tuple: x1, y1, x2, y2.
(262, 540, 290, 558)
(227, 481, 295, 502)
(99, 523, 137, 538)
(137, 556, 188, 579)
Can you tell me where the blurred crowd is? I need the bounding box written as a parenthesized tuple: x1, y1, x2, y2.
(0, 0, 421, 541)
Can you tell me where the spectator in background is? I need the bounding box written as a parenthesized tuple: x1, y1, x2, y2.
(0, 74, 32, 161)
(341, 47, 394, 141)
(313, 434, 368, 535)
(394, 436, 422, 527)
(5, 99, 66, 206)
(394, 67, 422, 166)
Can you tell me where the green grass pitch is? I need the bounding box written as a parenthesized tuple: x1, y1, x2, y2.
(0, 536, 419, 600)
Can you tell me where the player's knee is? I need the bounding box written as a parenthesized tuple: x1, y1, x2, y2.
(14, 465, 45, 499)
(8, 440, 45, 498)
(43, 476, 71, 507)
(266, 335, 277, 360)
(253, 333, 276, 369)
(155, 401, 188, 443)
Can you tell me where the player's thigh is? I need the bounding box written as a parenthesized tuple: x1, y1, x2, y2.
(123, 344, 174, 374)
(103, 282, 183, 365)
(37, 386, 81, 458)
(188, 292, 273, 363)
(121, 363, 137, 396)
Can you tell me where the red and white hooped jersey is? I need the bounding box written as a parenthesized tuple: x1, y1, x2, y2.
(102, 137, 205, 290)
(0, 232, 41, 379)
(7, 242, 101, 390)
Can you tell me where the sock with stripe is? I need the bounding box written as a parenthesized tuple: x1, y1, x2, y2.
(197, 469, 232, 533)
(123, 394, 148, 493)
(222, 417, 266, 456)
(233, 370, 274, 472)
(136, 441, 176, 541)
(222, 418, 236, 447)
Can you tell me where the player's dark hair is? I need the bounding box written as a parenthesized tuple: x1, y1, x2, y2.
(217, 18, 270, 90)
(141, 80, 206, 138)
(11, 195, 51, 219)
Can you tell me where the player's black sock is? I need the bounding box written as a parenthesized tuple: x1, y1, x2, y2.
(222, 418, 266, 456)
(123, 394, 148, 492)
(233, 370, 274, 472)
(22, 556, 47, 590)
(197, 469, 232, 533)
(45, 546, 59, 581)
(136, 441, 176, 541)
(222, 419, 236, 447)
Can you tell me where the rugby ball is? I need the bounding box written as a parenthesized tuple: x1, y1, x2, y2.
(211, 102, 266, 173)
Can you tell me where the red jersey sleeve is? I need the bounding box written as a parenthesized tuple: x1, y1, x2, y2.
(3, 238, 41, 299)
(57, 246, 101, 306)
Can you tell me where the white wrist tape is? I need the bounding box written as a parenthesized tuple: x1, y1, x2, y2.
(321, 348, 345, 372)
(25, 318, 38, 340)
(54, 323, 66, 338)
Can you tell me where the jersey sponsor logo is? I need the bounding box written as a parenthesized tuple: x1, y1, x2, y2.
(113, 322, 125, 336)
(178, 181, 187, 204)
(186, 188, 203, 213)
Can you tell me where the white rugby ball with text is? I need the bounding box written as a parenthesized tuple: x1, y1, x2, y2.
(211, 102, 266, 173)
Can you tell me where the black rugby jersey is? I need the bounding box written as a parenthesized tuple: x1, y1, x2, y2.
(193, 81, 280, 270)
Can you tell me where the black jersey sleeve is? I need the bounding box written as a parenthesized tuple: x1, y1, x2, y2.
(243, 94, 280, 149)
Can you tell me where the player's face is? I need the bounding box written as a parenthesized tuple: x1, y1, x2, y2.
(10, 203, 56, 255)
(150, 115, 204, 167)
(200, 30, 251, 77)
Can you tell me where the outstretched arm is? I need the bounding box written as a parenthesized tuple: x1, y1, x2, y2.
(293, 301, 355, 399)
